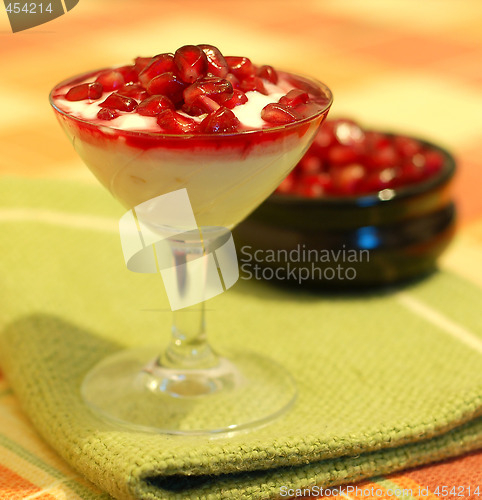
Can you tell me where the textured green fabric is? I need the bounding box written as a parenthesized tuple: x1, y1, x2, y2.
(0, 177, 481, 500)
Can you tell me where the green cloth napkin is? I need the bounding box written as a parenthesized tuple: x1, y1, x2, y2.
(0, 177, 481, 500)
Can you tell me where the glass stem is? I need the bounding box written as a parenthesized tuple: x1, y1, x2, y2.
(164, 303, 218, 368)
(159, 237, 219, 370)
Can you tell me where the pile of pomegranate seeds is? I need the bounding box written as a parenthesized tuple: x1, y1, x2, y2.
(277, 119, 446, 197)
(62, 44, 326, 134)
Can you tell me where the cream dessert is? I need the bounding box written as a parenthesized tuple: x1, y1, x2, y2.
(51, 44, 332, 229)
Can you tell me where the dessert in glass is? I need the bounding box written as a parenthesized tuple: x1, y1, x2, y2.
(50, 44, 332, 434)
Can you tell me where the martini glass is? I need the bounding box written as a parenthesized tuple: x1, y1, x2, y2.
(50, 71, 332, 434)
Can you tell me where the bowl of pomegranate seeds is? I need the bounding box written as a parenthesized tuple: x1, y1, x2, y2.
(234, 118, 456, 288)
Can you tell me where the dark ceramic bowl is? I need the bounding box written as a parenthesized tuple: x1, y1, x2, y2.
(233, 136, 456, 288)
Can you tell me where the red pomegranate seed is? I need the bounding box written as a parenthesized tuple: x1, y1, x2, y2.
(116, 65, 138, 84)
(146, 72, 186, 103)
(181, 102, 206, 117)
(330, 164, 365, 195)
(225, 56, 256, 80)
(240, 75, 267, 95)
(257, 65, 278, 84)
(198, 44, 229, 77)
(225, 73, 240, 89)
(139, 53, 176, 86)
(157, 109, 199, 134)
(276, 173, 296, 194)
(363, 131, 392, 152)
(97, 108, 119, 121)
(137, 95, 174, 116)
(65, 82, 103, 101)
(365, 145, 400, 170)
(183, 77, 233, 106)
(312, 121, 337, 151)
(333, 119, 365, 146)
(279, 89, 309, 108)
(174, 45, 208, 83)
(261, 103, 300, 124)
(134, 57, 152, 73)
(361, 167, 400, 193)
(401, 158, 425, 182)
(298, 154, 323, 175)
(100, 93, 137, 112)
(95, 70, 125, 91)
(393, 136, 422, 158)
(422, 149, 444, 174)
(224, 89, 248, 109)
(294, 102, 324, 119)
(294, 173, 331, 198)
(326, 145, 359, 166)
(117, 84, 148, 101)
(201, 107, 240, 133)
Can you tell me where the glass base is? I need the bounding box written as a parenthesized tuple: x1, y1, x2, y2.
(81, 347, 297, 435)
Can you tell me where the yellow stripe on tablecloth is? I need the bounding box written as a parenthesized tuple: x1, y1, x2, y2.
(396, 293, 482, 354)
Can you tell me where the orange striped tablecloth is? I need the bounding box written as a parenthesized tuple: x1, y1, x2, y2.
(0, 1, 481, 498)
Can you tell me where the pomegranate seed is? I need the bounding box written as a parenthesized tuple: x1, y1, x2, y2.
(65, 82, 103, 101)
(201, 107, 240, 134)
(183, 77, 233, 106)
(146, 72, 186, 103)
(224, 89, 248, 109)
(401, 158, 425, 183)
(174, 45, 208, 83)
(294, 102, 324, 119)
(139, 53, 176, 86)
(225, 56, 255, 80)
(276, 173, 296, 194)
(95, 70, 125, 91)
(326, 145, 359, 166)
(312, 95, 332, 109)
(363, 131, 392, 152)
(194, 95, 220, 113)
(198, 44, 229, 77)
(422, 150, 444, 175)
(294, 173, 331, 198)
(365, 145, 400, 170)
(117, 84, 148, 101)
(157, 109, 199, 134)
(257, 65, 278, 84)
(225, 73, 240, 89)
(181, 102, 206, 117)
(312, 121, 337, 151)
(134, 57, 151, 73)
(393, 136, 422, 158)
(97, 108, 119, 121)
(240, 75, 267, 95)
(330, 164, 365, 195)
(298, 154, 323, 175)
(116, 65, 138, 84)
(333, 119, 365, 146)
(261, 103, 300, 124)
(279, 89, 309, 108)
(361, 167, 400, 193)
(100, 93, 137, 112)
(137, 95, 174, 116)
